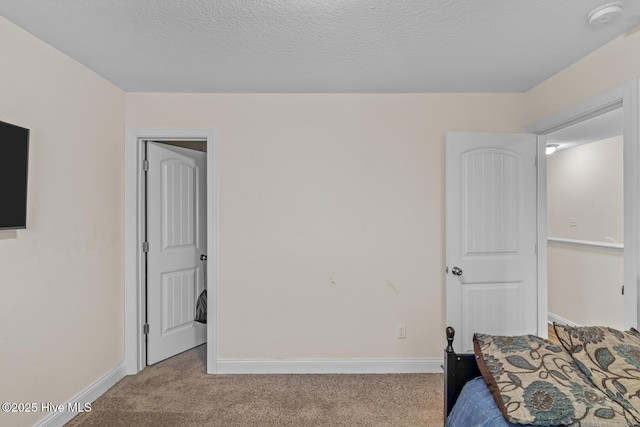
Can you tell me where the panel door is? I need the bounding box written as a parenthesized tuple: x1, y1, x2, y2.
(446, 132, 538, 352)
(147, 142, 207, 365)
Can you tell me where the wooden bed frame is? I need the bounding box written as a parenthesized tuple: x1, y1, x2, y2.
(443, 326, 481, 422)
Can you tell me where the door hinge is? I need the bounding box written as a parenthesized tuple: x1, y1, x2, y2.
(622, 285, 625, 295)
(142, 241, 149, 253)
(143, 159, 149, 172)
(143, 323, 149, 335)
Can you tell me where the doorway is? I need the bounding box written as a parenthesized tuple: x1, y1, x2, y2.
(545, 109, 624, 328)
(145, 140, 208, 365)
(525, 78, 640, 332)
(124, 128, 218, 375)
(446, 80, 640, 344)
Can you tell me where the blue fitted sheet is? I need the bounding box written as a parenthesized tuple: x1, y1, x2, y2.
(446, 377, 534, 427)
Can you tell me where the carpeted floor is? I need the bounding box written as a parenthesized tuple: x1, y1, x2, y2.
(66, 345, 444, 426)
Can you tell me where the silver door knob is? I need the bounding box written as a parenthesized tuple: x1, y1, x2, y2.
(200, 254, 208, 261)
(452, 266, 463, 276)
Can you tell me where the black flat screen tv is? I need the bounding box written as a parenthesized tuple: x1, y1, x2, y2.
(0, 120, 29, 230)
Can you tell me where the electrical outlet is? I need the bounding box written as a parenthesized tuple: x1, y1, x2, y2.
(397, 323, 406, 339)
(569, 217, 577, 227)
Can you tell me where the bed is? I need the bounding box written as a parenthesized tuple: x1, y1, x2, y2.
(444, 325, 640, 426)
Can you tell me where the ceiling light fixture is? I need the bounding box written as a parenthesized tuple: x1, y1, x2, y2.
(546, 144, 559, 155)
(588, 2, 624, 26)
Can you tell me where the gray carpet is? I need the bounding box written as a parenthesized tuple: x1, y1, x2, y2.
(66, 345, 444, 426)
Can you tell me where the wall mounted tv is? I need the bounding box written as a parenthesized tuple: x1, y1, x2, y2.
(0, 120, 29, 230)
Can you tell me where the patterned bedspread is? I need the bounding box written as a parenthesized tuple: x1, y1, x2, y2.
(448, 325, 640, 426)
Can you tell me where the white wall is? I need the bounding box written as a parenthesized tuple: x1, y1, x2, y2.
(0, 17, 125, 427)
(547, 136, 624, 328)
(126, 93, 527, 360)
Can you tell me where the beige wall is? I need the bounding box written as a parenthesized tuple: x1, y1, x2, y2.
(548, 245, 623, 328)
(547, 137, 624, 328)
(0, 17, 125, 427)
(126, 93, 526, 360)
(547, 136, 623, 243)
(525, 26, 640, 123)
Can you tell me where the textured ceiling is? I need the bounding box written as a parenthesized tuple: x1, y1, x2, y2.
(1, 0, 639, 93)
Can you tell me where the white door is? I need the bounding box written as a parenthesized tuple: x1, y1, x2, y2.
(446, 132, 539, 353)
(147, 142, 207, 365)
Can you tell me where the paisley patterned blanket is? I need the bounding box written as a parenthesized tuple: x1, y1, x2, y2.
(474, 325, 640, 426)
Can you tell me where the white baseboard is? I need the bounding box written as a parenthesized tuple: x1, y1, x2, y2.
(548, 312, 580, 327)
(34, 362, 127, 427)
(217, 358, 441, 374)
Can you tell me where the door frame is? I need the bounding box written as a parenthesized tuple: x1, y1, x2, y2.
(124, 128, 218, 374)
(526, 78, 640, 332)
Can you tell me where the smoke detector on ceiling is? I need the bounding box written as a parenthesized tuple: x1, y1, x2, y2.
(588, 2, 624, 26)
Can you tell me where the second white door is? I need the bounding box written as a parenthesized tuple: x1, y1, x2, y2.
(147, 142, 207, 365)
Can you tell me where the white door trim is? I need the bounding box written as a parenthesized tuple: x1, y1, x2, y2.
(536, 135, 548, 338)
(124, 128, 218, 375)
(525, 78, 640, 331)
